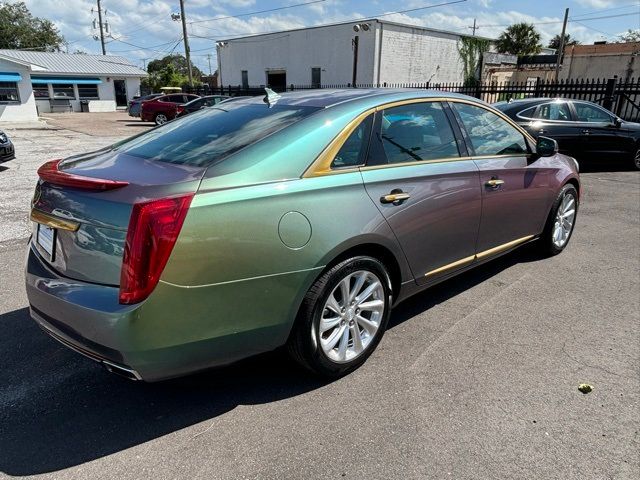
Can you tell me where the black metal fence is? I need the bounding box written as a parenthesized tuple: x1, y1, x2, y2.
(177, 76, 640, 122)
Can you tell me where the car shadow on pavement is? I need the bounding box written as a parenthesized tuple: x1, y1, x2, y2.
(0, 245, 541, 476)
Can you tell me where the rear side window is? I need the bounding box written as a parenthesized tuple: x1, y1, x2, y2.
(331, 114, 373, 169)
(374, 102, 460, 165)
(113, 104, 320, 166)
(454, 103, 528, 156)
(520, 102, 571, 121)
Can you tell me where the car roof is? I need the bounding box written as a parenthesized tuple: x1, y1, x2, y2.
(230, 88, 485, 109)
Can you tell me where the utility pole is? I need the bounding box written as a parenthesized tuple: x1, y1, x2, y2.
(178, 0, 193, 87)
(96, 0, 106, 55)
(555, 8, 569, 82)
(469, 18, 477, 36)
(206, 53, 212, 76)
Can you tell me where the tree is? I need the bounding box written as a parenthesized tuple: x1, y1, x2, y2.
(146, 54, 203, 81)
(458, 36, 491, 86)
(0, 2, 65, 51)
(496, 23, 542, 56)
(548, 33, 579, 50)
(142, 64, 188, 92)
(616, 29, 640, 43)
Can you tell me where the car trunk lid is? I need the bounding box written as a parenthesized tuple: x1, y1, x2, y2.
(31, 149, 205, 287)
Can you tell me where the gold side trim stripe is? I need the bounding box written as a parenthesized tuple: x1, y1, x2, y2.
(424, 235, 535, 277)
(475, 235, 534, 260)
(30, 209, 80, 232)
(424, 255, 475, 277)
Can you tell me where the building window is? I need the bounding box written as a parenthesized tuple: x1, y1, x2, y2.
(241, 70, 248, 89)
(78, 85, 99, 99)
(0, 82, 20, 103)
(32, 84, 50, 99)
(311, 67, 321, 88)
(52, 84, 75, 99)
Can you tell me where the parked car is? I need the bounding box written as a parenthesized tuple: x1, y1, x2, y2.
(175, 95, 230, 118)
(128, 93, 162, 117)
(0, 130, 15, 164)
(494, 98, 640, 170)
(140, 93, 200, 125)
(26, 89, 580, 382)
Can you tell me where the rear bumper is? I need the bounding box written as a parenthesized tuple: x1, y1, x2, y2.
(25, 243, 314, 381)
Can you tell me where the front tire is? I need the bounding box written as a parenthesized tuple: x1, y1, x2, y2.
(287, 256, 392, 378)
(155, 113, 168, 125)
(538, 184, 578, 256)
(633, 148, 640, 171)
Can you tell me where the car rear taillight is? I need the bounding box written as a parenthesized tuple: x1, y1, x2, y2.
(119, 193, 194, 304)
(38, 159, 129, 191)
(176, 105, 184, 114)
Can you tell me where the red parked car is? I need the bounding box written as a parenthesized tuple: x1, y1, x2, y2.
(140, 93, 200, 125)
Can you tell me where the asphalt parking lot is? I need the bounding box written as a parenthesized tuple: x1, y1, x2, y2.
(0, 116, 638, 479)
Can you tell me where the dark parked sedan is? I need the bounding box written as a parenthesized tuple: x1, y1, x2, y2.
(494, 98, 640, 170)
(175, 95, 229, 118)
(0, 129, 15, 164)
(128, 94, 162, 117)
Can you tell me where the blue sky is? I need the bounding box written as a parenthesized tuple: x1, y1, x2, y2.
(18, 0, 640, 73)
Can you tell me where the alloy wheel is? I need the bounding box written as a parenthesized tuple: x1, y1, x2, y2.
(156, 114, 167, 125)
(634, 149, 640, 170)
(552, 192, 576, 248)
(319, 270, 386, 363)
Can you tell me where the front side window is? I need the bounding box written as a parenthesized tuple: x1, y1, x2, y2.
(113, 103, 320, 167)
(32, 84, 50, 99)
(52, 84, 75, 99)
(573, 103, 613, 123)
(377, 102, 460, 165)
(78, 85, 99, 99)
(331, 114, 373, 169)
(0, 82, 20, 102)
(454, 103, 528, 156)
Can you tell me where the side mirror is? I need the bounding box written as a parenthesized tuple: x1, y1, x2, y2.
(613, 117, 622, 128)
(536, 136, 558, 157)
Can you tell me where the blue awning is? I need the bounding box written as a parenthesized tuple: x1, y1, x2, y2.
(31, 77, 102, 85)
(0, 72, 22, 82)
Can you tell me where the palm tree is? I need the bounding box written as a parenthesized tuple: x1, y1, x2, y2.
(548, 33, 579, 50)
(496, 23, 542, 56)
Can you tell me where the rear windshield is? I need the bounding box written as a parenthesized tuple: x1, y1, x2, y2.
(113, 103, 320, 166)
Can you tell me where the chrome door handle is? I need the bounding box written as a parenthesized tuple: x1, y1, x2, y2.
(380, 192, 410, 204)
(582, 129, 591, 135)
(485, 179, 505, 188)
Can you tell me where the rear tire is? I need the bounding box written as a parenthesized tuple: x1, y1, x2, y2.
(287, 256, 392, 378)
(538, 184, 578, 256)
(155, 113, 168, 125)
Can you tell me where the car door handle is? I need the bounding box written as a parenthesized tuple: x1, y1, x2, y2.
(485, 179, 505, 188)
(582, 129, 591, 135)
(538, 129, 546, 135)
(380, 192, 410, 204)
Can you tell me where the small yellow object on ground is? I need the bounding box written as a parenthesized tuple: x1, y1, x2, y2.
(578, 383, 593, 394)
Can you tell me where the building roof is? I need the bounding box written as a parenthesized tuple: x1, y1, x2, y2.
(564, 41, 640, 56)
(218, 18, 493, 43)
(0, 50, 146, 77)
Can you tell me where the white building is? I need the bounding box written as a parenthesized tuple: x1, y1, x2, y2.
(0, 50, 147, 122)
(217, 19, 487, 89)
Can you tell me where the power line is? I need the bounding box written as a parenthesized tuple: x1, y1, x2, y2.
(189, 0, 327, 25)
(196, 0, 469, 41)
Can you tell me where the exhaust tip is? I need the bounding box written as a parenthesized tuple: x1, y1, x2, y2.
(103, 360, 142, 381)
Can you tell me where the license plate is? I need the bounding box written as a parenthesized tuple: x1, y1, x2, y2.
(37, 224, 56, 261)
